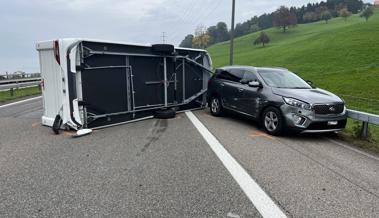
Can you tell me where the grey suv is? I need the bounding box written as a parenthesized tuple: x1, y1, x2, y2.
(207, 66, 347, 135)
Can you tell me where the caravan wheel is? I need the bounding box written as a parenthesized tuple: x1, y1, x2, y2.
(154, 109, 176, 119)
(52, 115, 63, 135)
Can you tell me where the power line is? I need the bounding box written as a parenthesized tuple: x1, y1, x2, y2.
(167, 0, 206, 43)
(170, 0, 223, 45)
(162, 32, 166, 44)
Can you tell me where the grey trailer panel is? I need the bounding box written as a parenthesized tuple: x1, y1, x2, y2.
(73, 40, 211, 128)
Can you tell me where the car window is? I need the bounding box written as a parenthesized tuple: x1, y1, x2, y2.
(258, 69, 311, 89)
(242, 70, 258, 81)
(229, 69, 244, 82)
(216, 70, 231, 80)
(216, 69, 241, 82)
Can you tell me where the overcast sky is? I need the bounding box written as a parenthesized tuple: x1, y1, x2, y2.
(0, 0, 369, 73)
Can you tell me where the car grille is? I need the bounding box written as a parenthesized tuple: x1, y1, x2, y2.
(313, 103, 345, 115)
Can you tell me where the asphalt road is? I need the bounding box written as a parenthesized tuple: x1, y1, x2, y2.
(0, 97, 378, 217)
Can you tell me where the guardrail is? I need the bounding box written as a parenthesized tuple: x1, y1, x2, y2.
(0, 78, 41, 85)
(0, 81, 41, 91)
(347, 109, 379, 138)
(0, 78, 41, 91)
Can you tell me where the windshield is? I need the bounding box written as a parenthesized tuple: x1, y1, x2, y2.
(258, 69, 312, 89)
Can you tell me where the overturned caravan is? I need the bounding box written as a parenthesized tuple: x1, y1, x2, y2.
(36, 38, 212, 131)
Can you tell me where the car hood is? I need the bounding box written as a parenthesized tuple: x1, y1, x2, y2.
(271, 87, 343, 104)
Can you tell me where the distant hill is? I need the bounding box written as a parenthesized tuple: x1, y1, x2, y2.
(207, 9, 379, 105)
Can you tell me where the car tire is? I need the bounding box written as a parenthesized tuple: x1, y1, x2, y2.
(262, 107, 283, 136)
(209, 96, 224, 117)
(152, 44, 175, 54)
(52, 114, 63, 135)
(154, 108, 176, 119)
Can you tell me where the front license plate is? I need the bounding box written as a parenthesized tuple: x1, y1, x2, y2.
(328, 121, 338, 126)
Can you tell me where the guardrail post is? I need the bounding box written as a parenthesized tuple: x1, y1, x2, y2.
(10, 88, 14, 96)
(361, 121, 369, 139)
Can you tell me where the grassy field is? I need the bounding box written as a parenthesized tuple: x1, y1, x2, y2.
(208, 9, 379, 110)
(0, 86, 41, 103)
(207, 9, 379, 150)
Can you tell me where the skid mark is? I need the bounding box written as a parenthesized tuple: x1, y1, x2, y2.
(137, 119, 168, 156)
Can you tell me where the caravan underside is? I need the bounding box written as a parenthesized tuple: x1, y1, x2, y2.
(38, 39, 212, 130)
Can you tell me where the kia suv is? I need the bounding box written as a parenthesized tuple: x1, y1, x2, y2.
(207, 66, 347, 135)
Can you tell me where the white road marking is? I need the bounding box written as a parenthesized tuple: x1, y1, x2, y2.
(0, 96, 42, 109)
(185, 111, 287, 218)
(327, 138, 379, 162)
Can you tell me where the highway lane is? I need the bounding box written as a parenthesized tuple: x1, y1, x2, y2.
(0, 97, 378, 217)
(193, 110, 379, 218)
(0, 96, 42, 118)
(0, 98, 260, 217)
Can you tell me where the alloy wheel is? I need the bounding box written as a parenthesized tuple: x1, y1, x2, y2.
(265, 111, 279, 132)
(211, 98, 220, 114)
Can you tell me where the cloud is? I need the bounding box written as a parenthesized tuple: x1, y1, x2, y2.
(0, 0, 371, 73)
(37, 0, 167, 19)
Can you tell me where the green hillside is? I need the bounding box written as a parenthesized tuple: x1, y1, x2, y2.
(207, 9, 379, 111)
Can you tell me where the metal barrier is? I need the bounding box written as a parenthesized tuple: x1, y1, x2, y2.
(0, 78, 41, 85)
(347, 109, 379, 138)
(0, 78, 41, 91)
(0, 81, 41, 91)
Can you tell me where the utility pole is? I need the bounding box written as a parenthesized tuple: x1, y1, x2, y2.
(229, 0, 236, 66)
(162, 32, 166, 44)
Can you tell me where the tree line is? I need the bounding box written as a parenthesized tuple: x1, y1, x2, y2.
(179, 0, 367, 48)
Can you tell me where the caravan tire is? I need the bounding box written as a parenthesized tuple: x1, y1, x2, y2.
(154, 109, 176, 119)
(152, 44, 175, 54)
(52, 114, 63, 135)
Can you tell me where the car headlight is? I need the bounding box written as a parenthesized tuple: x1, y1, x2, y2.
(283, 97, 311, 110)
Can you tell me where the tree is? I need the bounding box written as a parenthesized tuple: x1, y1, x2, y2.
(303, 12, 319, 23)
(254, 32, 270, 47)
(207, 26, 218, 45)
(339, 8, 352, 21)
(320, 10, 332, 23)
(206, 22, 229, 46)
(179, 34, 194, 48)
(215, 22, 230, 42)
(345, 0, 364, 13)
(258, 13, 273, 29)
(360, 6, 374, 22)
(192, 26, 210, 49)
(250, 24, 260, 33)
(273, 6, 298, 32)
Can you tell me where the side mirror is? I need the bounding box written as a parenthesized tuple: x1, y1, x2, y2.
(240, 79, 250, 85)
(248, 81, 262, 88)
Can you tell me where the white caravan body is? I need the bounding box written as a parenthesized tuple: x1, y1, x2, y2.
(36, 38, 212, 130)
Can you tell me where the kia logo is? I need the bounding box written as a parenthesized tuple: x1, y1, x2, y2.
(329, 106, 336, 112)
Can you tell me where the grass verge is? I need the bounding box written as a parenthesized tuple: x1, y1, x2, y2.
(339, 119, 379, 154)
(0, 86, 41, 103)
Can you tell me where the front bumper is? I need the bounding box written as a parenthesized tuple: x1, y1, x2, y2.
(280, 104, 347, 133)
